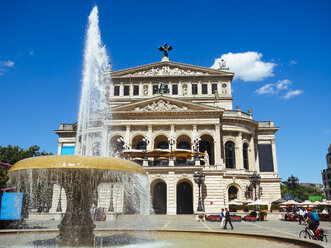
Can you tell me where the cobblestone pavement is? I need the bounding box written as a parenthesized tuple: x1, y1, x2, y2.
(21, 214, 331, 247)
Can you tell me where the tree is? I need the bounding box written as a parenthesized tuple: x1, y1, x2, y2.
(0, 145, 52, 189)
(281, 184, 323, 201)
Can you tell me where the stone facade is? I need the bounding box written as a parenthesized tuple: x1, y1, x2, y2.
(49, 59, 281, 215)
(322, 144, 331, 199)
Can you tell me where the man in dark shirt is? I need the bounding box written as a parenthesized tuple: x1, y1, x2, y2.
(223, 208, 234, 230)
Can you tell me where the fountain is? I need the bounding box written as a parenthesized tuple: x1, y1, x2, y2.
(8, 6, 150, 246)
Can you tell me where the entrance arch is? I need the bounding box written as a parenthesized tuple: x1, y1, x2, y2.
(177, 180, 193, 214)
(151, 180, 167, 214)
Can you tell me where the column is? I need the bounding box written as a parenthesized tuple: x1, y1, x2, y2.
(148, 125, 153, 149)
(125, 125, 130, 147)
(208, 81, 212, 95)
(169, 124, 175, 166)
(197, 81, 202, 95)
(139, 82, 143, 96)
(148, 82, 153, 96)
(120, 82, 124, 96)
(271, 139, 278, 174)
(214, 124, 222, 167)
(236, 132, 244, 170)
(248, 135, 255, 171)
(58, 142, 62, 155)
(255, 138, 260, 172)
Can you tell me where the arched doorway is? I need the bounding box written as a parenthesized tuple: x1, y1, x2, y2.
(228, 185, 238, 201)
(199, 134, 214, 165)
(177, 181, 193, 214)
(152, 181, 167, 214)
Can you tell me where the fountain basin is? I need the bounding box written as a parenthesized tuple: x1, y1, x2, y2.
(0, 230, 323, 248)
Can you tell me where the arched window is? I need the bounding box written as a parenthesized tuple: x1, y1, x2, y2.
(157, 142, 169, 149)
(228, 185, 238, 200)
(178, 141, 190, 150)
(225, 141, 236, 168)
(243, 143, 249, 170)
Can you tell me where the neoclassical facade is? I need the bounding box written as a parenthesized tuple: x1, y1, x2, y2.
(50, 56, 281, 215)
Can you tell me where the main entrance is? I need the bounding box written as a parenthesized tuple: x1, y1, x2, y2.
(177, 181, 193, 214)
(152, 182, 167, 214)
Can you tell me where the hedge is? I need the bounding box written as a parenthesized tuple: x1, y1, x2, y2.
(271, 204, 280, 210)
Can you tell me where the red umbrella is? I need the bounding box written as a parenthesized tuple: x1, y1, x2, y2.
(0, 162, 12, 169)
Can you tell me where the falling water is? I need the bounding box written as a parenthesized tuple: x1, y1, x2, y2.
(76, 6, 112, 157)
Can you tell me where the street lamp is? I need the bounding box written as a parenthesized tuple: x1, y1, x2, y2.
(193, 171, 205, 212)
(142, 137, 150, 159)
(168, 137, 176, 159)
(193, 137, 201, 161)
(249, 171, 261, 211)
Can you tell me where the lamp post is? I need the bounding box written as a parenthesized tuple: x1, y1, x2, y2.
(168, 137, 175, 159)
(193, 171, 205, 212)
(142, 137, 150, 160)
(56, 185, 62, 212)
(108, 184, 114, 212)
(249, 171, 261, 211)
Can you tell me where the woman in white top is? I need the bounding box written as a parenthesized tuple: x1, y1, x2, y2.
(220, 208, 225, 228)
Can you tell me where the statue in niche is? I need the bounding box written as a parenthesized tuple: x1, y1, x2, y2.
(204, 150, 209, 166)
(182, 84, 188, 95)
(143, 85, 148, 95)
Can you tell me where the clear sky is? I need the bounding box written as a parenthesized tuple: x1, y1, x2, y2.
(0, 0, 330, 183)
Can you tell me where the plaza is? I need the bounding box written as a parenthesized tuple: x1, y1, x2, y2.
(2, 214, 329, 247)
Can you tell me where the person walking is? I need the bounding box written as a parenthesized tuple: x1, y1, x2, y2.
(223, 208, 233, 230)
(219, 208, 225, 228)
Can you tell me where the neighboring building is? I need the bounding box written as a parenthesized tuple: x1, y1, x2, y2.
(322, 144, 331, 199)
(50, 51, 281, 215)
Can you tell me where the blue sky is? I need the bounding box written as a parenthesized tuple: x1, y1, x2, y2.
(0, 0, 330, 183)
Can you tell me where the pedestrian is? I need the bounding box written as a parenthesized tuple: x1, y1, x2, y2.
(223, 208, 233, 230)
(219, 208, 225, 228)
(298, 208, 305, 225)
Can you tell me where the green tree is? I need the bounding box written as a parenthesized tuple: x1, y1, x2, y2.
(281, 184, 323, 201)
(0, 145, 52, 189)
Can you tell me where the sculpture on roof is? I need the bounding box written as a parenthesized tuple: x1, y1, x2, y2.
(159, 43, 172, 57)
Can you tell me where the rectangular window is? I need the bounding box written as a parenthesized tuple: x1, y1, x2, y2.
(133, 85, 139, 95)
(212, 83, 218, 93)
(202, 84, 208, 94)
(258, 144, 274, 172)
(153, 85, 158, 94)
(114, 85, 120, 96)
(192, 84, 198, 95)
(172, 84, 178, 95)
(124, 85, 130, 96)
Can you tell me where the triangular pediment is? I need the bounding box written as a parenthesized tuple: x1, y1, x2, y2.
(112, 96, 224, 114)
(111, 61, 234, 78)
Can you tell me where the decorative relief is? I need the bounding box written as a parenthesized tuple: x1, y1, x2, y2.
(126, 66, 209, 77)
(135, 100, 188, 112)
